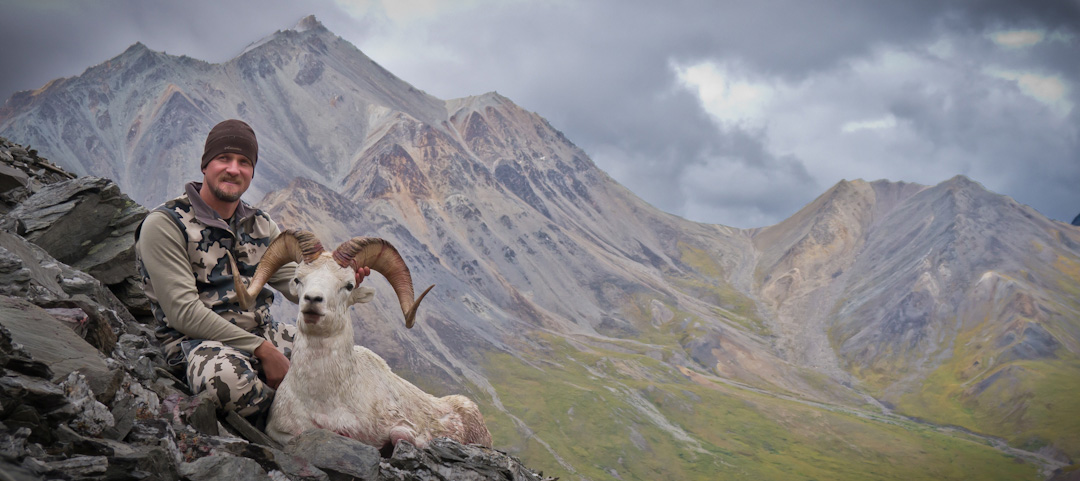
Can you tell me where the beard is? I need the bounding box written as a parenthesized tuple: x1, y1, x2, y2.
(210, 179, 244, 202)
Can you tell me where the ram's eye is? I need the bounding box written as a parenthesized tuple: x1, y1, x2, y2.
(291, 278, 302, 286)
(344, 282, 355, 291)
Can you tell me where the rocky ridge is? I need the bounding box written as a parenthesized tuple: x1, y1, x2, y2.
(0, 137, 553, 480)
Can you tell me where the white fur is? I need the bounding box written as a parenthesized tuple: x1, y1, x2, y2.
(266, 254, 492, 450)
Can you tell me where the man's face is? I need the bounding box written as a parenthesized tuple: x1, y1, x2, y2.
(202, 152, 253, 202)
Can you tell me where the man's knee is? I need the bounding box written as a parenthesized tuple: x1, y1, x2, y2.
(187, 344, 273, 416)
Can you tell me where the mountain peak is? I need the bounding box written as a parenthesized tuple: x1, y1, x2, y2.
(238, 15, 331, 57)
(123, 42, 149, 54)
(293, 14, 324, 32)
(830, 178, 859, 192)
(944, 174, 977, 187)
(111, 41, 154, 64)
(447, 91, 515, 116)
(939, 174, 992, 196)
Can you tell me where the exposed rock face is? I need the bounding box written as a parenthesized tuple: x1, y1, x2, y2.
(0, 137, 76, 215)
(0, 138, 552, 481)
(1, 174, 149, 315)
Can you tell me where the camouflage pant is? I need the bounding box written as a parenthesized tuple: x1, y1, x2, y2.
(181, 321, 297, 417)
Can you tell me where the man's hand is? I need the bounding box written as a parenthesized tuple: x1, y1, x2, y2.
(355, 266, 370, 285)
(254, 340, 290, 389)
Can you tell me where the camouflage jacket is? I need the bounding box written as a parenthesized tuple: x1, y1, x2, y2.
(135, 182, 295, 361)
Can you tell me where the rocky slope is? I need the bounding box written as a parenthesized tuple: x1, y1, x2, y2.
(0, 138, 552, 480)
(2, 15, 1079, 481)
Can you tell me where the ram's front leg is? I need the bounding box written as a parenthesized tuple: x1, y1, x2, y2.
(266, 419, 298, 445)
(266, 390, 315, 445)
(388, 420, 422, 449)
(266, 408, 312, 445)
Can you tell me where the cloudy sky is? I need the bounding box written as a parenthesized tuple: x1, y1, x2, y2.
(1, 0, 1077, 228)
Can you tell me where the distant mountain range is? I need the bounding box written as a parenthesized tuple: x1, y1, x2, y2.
(3, 15, 1078, 481)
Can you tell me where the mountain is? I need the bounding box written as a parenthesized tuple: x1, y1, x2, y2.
(752, 177, 1080, 456)
(3, 15, 1079, 481)
(0, 15, 445, 209)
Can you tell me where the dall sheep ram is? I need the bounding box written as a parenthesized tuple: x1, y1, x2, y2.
(228, 229, 493, 452)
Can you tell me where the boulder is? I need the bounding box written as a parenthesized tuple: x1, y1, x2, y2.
(284, 429, 381, 480)
(0, 229, 66, 299)
(0, 162, 28, 195)
(180, 455, 269, 481)
(1, 175, 149, 313)
(382, 438, 549, 481)
(0, 322, 52, 379)
(0, 295, 119, 402)
(0, 229, 136, 325)
(60, 371, 116, 437)
(0, 137, 77, 212)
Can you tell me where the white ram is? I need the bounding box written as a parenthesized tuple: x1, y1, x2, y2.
(229, 229, 492, 452)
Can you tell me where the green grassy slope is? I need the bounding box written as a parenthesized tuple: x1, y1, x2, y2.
(477, 334, 1042, 481)
(891, 256, 1080, 460)
(898, 357, 1080, 458)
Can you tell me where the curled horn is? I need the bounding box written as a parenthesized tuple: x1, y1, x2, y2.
(230, 229, 324, 311)
(333, 237, 434, 328)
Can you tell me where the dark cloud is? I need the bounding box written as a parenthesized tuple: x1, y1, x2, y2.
(371, 2, 914, 224)
(941, 0, 1080, 33)
(1, 0, 1076, 227)
(887, 60, 1079, 221)
(388, 1, 837, 225)
(375, 0, 1078, 226)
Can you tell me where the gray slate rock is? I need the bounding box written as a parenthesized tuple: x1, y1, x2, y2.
(0, 229, 66, 299)
(0, 137, 75, 214)
(1, 175, 149, 312)
(285, 429, 381, 481)
(220, 442, 330, 481)
(180, 455, 269, 481)
(59, 371, 116, 437)
(0, 458, 40, 481)
(0, 426, 31, 461)
(22, 454, 109, 477)
(0, 295, 119, 402)
(53, 423, 134, 457)
(104, 445, 182, 481)
(3, 176, 142, 270)
(39, 296, 119, 355)
(0, 229, 137, 327)
(0, 322, 52, 379)
(382, 438, 553, 481)
(0, 162, 29, 194)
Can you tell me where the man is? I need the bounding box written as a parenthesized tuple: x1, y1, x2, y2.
(135, 119, 367, 417)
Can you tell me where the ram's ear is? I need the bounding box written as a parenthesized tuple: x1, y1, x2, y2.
(351, 286, 376, 305)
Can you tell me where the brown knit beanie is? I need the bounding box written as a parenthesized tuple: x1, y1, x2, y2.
(201, 119, 258, 170)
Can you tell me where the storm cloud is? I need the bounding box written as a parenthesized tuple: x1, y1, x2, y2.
(2, 0, 1077, 227)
